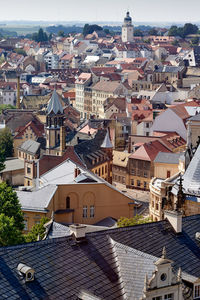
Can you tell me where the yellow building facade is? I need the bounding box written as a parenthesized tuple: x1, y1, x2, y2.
(21, 182, 134, 232)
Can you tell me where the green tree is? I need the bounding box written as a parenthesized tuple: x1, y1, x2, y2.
(117, 215, 152, 227)
(171, 40, 180, 46)
(0, 127, 13, 158)
(32, 28, 48, 42)
(25, 217, 49, 243)
(148, 28, 158, 35)
(168, 23, 199, 38)
(0, 54, 5, 65)
(104, 28, 110, 35)
(58, 30, 65, 37)
(191, 36, 199, 46)
(0, 104, 16, 114)
(0, 213, 24, 246)
(0, 182, 24, 230)
(168, 25, 179, 36)
(14, 48, 27, 56)
(134, 29, 143, 37)
(0, 182, 25, 246)
(183, 23, 198, 36)
(82, 24, 103, 36)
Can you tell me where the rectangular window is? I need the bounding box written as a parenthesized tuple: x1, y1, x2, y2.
(66, 197, 70, 209)
(24, 219, 28, 231)
(167, 170, 171, 178)
(131, 179, 134, 186)
(164, 294, 174, 300)
(144, 181, 147, 189)
(27, 167, 31, 174)
(195, 286, 200, 298)
(90, 205, 95, 218)
(137, 180, 140, 187)
(131, 169, 135, 175)
(83, 206, 87, 218)
(156, 203, 159, 210)
(153, 297, 162, 300)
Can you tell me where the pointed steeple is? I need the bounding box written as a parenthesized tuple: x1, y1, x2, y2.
(155, 247, 173, 266)
(47, 89, 63, 115)
(101, 129, 113, 149)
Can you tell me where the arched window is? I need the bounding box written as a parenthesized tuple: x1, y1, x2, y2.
(66, 196, 70, 209)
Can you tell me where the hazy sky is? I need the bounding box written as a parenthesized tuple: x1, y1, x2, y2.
(2, 0, 200, 23)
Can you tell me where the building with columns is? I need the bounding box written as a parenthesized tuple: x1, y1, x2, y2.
(122, 11, 134, 43)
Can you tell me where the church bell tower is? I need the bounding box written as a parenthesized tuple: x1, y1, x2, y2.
(46, 89, 64, 155)
(122, 11, 134, 43)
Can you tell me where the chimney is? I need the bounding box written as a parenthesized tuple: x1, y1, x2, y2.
(74, 167, 81, 178)
(164, 210, 182, 233)
(69, 224, 87, 241)
(60, 126, 66, 153)
(17, 75, 20, 109)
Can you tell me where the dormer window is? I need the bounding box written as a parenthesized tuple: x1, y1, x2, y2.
(164, 294, 174, 300)
(194, 285, 200, 299)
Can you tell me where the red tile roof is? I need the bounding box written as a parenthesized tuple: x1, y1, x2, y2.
(39, 146, 84, 176)
(129, 140, 171, 161)
(15, 118, 44, 139)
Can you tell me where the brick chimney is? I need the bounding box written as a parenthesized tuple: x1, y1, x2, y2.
(164, 210, 182, 233)
(74, 167, 81, 178)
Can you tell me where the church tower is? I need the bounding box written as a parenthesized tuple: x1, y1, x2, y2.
(46, 90, 64, 155)
(122, 11, 134, 43)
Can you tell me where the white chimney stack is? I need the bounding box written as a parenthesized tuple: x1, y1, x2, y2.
(70, 224, 87, 239)
(164, 210, 182, 233)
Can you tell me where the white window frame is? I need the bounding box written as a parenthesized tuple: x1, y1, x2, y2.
(194, 285, 200, 299)
(83, 206, 87, 218)
(90, 205, 95, 218)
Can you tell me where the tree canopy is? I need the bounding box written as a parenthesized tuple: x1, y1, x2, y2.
(0, 127, 13, 158)
(83, 24, 103, 36)
(117, 215, 152, 227)
(25, 217, 49, 243)
(32, 28, 48, 42)
(134, 29, 143, 37)
(168, 23, 199, 38)
(0, 182, 24, 246)
(148, 28, 158, 36)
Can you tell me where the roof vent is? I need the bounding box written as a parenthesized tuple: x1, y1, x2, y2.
(17, 263, 35, 282)
(195, 232, 200, 241)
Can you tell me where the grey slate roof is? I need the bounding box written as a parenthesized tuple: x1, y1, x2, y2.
(154, 152, 181, 164)
(1, 215, 200, 299)
(17, 185, 57, 212)
(47, 89, 63, 115)
(46, 221, 111, 239)
(18, 139, 41, 155)
(1, 158, 24, 173)
(189, 112, 200, 121)
(101, 130, 113, 149)
(155, 65, 184, 73)
(172, 145, 200, 196)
